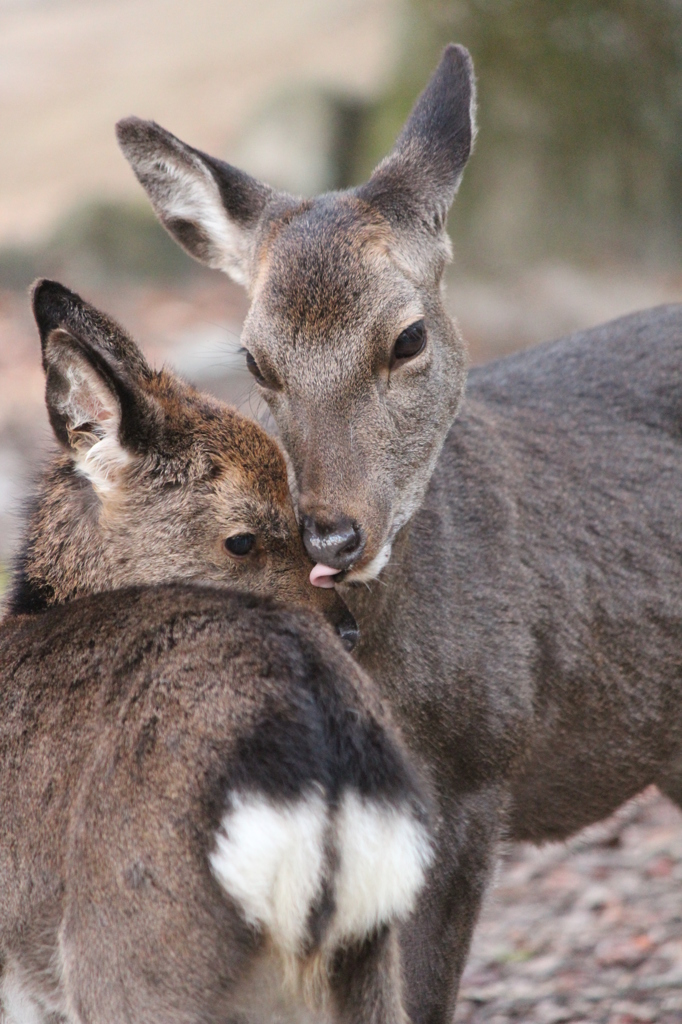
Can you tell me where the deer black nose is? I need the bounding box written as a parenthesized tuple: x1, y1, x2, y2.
(302, 515, 366, 571)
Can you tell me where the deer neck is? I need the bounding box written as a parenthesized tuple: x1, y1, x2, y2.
(8, 456, 115, 615)
(341, 519, 414, 644)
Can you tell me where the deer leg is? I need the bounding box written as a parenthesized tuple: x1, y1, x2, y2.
(330, 926, 409, 1024)
(400, 786, 503, 1024)
(655, 747, 682, 810)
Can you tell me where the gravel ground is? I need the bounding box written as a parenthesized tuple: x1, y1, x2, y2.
(455, 787, 682, 1024)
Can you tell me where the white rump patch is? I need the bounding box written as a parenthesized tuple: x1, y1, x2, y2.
(331, 792, 432, 942)
(210, 790, 327, 955)
(1, 963, 50, 1024)
(210, 788, 431, 959)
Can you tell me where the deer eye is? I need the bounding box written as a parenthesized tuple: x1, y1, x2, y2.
(391, 320, 426, 367)
(245, 350, 266, 385)
(225, 533, 256, 557)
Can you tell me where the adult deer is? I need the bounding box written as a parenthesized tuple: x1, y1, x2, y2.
(1, 282, 432, 1023)
(119, 44, 682, 1022)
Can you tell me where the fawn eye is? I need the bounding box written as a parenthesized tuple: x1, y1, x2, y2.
(225, 533, 256, 557)
(391, 320, 426, 367)
(245, 350, 266, 385)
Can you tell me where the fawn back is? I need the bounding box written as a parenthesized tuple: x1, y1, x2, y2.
(1, 586, 430, 1023)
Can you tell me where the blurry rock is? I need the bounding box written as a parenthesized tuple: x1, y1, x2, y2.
(597, 935, 654, 969)
(0, 199, 204, 293)
(46, 199, 197, 286)
(228, 86, 366, 196)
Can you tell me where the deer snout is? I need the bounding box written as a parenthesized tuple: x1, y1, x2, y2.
(302, 514, 366, 571)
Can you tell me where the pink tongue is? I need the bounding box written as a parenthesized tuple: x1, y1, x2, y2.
(310, 563, 342, 589)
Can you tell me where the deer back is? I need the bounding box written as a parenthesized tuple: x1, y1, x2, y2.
(0, 584, 431, 1023)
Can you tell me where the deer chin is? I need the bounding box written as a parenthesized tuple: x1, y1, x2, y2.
(344, 540, 393, 585)
(309, 541, 393, 589)
(343, 493, 422, 585)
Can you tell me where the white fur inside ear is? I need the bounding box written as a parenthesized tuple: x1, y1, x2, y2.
(77, 431, 131, 496)
(141, 153, 252, 285)
(331, 792, 432, 941)
(47, 336, 130, 496)
(210, 791, 327, 954)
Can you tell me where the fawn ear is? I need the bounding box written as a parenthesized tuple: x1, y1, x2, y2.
(116, 117, 277, 287)
(32, 280, 159, 495)
(358, 45, 475, 239)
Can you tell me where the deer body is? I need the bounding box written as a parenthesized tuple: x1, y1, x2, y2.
(1, 586, 430, 1024)
(328, 305, 682, 1020)
(118, 43, 682, 1022)
(0, 283, 431, 1023)
(353, 301, 682, 837)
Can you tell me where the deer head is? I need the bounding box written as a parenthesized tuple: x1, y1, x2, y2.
(11, 280, 356, 644)
(117, 45, 475, 583)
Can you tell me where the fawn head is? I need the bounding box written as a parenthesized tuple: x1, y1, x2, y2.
(10, 280, 356, 643)
(117, 45, 475, 583)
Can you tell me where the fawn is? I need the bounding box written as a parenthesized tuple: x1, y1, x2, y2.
(8, 279, 357, 649)
(119, 43, 682, 1022)
(0, 281, 431, 1023)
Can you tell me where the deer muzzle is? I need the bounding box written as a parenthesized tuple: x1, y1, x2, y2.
(302, 514, 366, 571)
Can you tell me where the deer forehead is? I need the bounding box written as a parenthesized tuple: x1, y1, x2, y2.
(98, 421, 293, 539)
(144, 373, 291, 498)
(101, 465, 295, 561)
(214, 466, 297, 535)
(211, 434, 291, 509)
(248, 198, 420, 351)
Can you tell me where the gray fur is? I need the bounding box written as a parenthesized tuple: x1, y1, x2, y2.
(119, 43, 682, 1021)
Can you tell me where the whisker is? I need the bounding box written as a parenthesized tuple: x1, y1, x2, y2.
(198, 318, 244, 345)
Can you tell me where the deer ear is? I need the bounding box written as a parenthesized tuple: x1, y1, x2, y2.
(42, 328, 131, 494)
(32, 280, 159, 496)
(358, 45, 476, 238)
(116, 117, 277, 287)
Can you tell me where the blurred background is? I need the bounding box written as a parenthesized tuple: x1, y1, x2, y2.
(1, 0, 681, 580)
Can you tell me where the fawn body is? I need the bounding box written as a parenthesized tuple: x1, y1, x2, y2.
(119, 44, 682, 1022)
(0, 283, 430, 1023)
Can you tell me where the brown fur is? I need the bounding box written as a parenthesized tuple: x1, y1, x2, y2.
(0, 284, 429, 1021)
(0, 586, 422, 1023)
(9, 280, 355, 644)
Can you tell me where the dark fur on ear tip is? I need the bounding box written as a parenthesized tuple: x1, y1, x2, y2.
(31, 279, 84, 344)
(396, 42, 476, 172)
(42, 324, 161, 454)
(115, 116, 180, 161)
(115, 114, 150, 146)
(358, 44, 475, 228)
(358, 43, 476, 231)
(30, 279, 151, 379)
